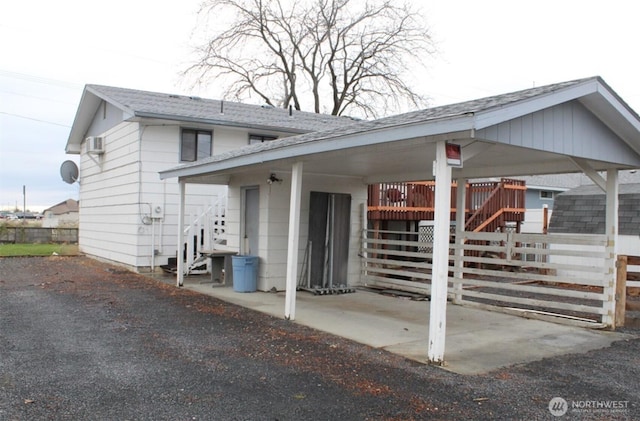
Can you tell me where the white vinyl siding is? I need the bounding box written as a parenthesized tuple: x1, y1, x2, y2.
(226, 171, 367, 291)
(78, 117, 293, 271)
(214, 127, 260, 154)
(138, 125, 224, 269)
(78, 122, 142, 267)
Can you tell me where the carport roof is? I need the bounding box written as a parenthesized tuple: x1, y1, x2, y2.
(160, 76, 640, 184)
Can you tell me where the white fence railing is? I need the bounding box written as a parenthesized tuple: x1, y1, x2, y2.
(362, 229, 612, 327)
(627, 263, 640, 289)
(183, 196, 226, 275)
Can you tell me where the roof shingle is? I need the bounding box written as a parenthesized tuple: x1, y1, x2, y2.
(549, 184, 640, 235)
(86, 84, 357, 134)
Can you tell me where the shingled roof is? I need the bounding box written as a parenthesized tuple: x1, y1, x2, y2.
(43, 199, 79, 215)
(166, 77, 605, 172)
(548, 183, 640, 235)
(516, 170, 640, 190)
(86, 84, 356, 133)
(159, 75, 640, 183)
(66, 84, 357, 153)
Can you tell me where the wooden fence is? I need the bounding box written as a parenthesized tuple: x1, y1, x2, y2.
(615, 255, 640, 327)
(0, 227, 78, 244)
(362, 228, 614, 327)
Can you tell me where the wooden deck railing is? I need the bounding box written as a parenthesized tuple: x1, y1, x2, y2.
(368, 179, 526, 231)
(614, 255, 640, 328)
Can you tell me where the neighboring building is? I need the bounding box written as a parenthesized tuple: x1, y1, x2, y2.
(42, 199, 79, 228)
(518, 170, 640, 233)
(549, 182, 640, 256)
(65, 85, 355, 272)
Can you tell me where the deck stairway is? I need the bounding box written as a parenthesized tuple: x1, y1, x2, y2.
(368, 179, 526, 232)
(161, 196, 227, 275)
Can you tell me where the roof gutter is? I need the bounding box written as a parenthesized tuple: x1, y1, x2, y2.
(132, 112, 317, 136)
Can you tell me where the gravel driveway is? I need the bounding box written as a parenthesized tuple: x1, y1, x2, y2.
(1, 256, 639, 420)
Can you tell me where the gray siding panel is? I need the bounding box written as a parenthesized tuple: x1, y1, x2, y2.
(476, 100, 638, 165)
(562, 105, 573, 154)
(542, 107, 554, 151)
(521, 113, 534, 148)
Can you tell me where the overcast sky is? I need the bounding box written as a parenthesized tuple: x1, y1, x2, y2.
(1, 0, 639, 211)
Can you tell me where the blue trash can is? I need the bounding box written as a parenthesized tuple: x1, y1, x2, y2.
(231, 255, 259, 292)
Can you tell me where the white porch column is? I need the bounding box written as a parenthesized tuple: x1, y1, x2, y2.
(453, 178, 467, 304)
(603, 169, 619, 326)
(428, 141, 453, 364)
(285, 161, 304, 320)
(176, 179, 186, 287)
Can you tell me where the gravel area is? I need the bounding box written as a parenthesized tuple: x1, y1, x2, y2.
(1, 256, 639, 420)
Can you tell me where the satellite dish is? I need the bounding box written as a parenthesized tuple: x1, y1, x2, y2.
(60, 160, 79, 184)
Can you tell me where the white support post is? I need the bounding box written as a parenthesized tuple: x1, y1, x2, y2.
(428, 141, 453, 365)
(176, 180, 186, 287)
(285, 162, 304, 320)
(186, 214, 195, 271)
(453, 178, 467, 304)
(603, 169, 619, 326)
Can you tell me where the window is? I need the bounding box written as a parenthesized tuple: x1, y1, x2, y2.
(249, 134, 278, 145)
(539, 190, 554, 200)
(181, 129, 212, 162)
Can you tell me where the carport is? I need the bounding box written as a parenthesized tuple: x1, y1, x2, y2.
(160, 76, 640, 365)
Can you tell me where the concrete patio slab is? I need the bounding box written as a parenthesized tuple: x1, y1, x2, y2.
(181, 280, 632, 375)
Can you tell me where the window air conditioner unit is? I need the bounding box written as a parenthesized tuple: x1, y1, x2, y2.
(86, 136, 105, 154)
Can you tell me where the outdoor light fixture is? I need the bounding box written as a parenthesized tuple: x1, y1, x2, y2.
(267, 173, 283, 184)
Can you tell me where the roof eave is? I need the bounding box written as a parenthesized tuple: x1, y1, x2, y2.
(65, 88, 100, 153)
(160, 115, 475, 180)
(472, 78, 601, 130)
(132, 112, 309, 135)
(472, 77, 640, 156)
(65, 85, 136, 153)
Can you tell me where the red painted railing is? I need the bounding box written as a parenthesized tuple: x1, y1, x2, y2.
(368, 179, 526, 232)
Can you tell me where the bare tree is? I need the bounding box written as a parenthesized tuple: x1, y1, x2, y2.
(186, 0, 435, 118)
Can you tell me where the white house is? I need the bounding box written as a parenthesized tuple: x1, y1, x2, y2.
(65, 85, 355, 272)
(160, 76, 640, 363)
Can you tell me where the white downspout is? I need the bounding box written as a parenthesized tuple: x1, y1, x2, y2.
(151, 218, 155, 272)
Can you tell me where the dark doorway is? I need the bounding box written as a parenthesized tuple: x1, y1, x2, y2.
(308, 192, 351, 288)
(242, 186, 259, 255)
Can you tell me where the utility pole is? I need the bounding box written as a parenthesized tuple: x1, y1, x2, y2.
(23, 185, 26, 224)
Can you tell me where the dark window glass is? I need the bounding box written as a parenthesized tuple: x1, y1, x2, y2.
(540, 190, 554, 199)
(181, 129, 212, 162)
(181, 130, 196, 162)
(197, 132, 212, 160)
